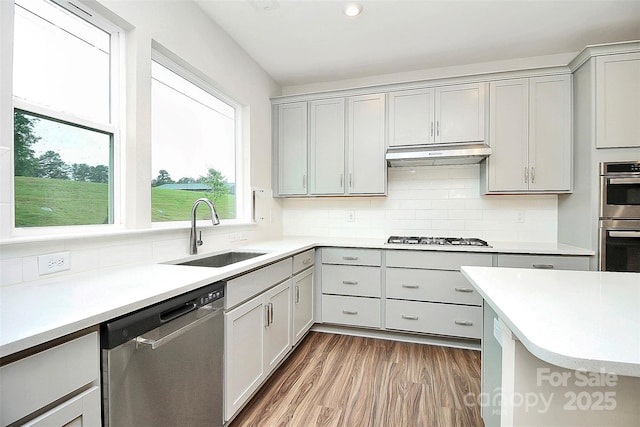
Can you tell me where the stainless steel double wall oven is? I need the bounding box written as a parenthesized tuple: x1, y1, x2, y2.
(599, 161, 640, 272)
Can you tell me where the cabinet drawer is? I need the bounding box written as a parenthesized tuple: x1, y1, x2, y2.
(322, 295, 381, 328)
(386, 268, 482, 306)
(0, 332, 99, 427)
(322, 265, 381, 297)
(497, 255, 590, 271)
(322, 248, 381, 266)
(386, 250, 493, 270)
(293, 249, 315, 274)
(226, 258, 293, 308)
(386, 300, 481, 339)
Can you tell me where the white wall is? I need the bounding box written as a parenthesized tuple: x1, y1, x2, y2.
(282, 165, 558, 243)
(0, 0, 283, 287)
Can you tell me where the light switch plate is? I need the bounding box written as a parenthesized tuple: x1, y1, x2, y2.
(38, 251, 71, 275)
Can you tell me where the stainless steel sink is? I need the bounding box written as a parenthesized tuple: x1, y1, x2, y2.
(176, 251, 267, 268)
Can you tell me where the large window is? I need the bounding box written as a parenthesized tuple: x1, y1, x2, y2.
(12, 0, 119, 228)
(151, 55, 238, 222)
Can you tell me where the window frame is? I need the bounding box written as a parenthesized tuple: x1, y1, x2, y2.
(9, 0, 124, 237)
(150, 49, 245, 227)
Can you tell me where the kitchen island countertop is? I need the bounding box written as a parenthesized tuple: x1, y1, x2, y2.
(461, 266, 640, 377)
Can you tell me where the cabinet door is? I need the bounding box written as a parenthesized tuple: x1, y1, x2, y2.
(487, 79, 529, 192)
(435, 82, 487, 144)
(388, 88, 434, 146)
(528, 75, 572, 192)
(23, 387, 100, 427)
(264, 280, 292, 372)
(596, 53, 640, 148)
(309, 98, 345, 194)
(277, 102, 308, 195)
(293, 268, 314, 344)
(347, 94, 386, 194)
(224, 296, 265, 420)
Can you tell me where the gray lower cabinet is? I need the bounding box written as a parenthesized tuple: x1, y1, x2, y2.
(0, 331, 100, 427)
(320, 248, 382, 328)
(292, 250, 315, 344)
(385, 250, 492, 340)
(320, 248, 491, 340)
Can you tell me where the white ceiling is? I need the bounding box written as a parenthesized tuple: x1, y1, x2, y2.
(195, 0, 640, 87)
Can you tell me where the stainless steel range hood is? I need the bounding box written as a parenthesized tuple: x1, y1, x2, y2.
(386, 143, 491, 167)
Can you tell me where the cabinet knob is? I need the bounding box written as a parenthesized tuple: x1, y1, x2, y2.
(342, 280, 358, 285)
(401, 315, 419, 320)
(402, 284, 419, 289)
(454, 287, 474, 293)
(531, 166, 536, 183)
(524, 166, 529, 184)
(342, 256, 358, 261)
(342, 310, 358, 315)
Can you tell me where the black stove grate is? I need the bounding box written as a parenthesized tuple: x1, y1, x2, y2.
(386, 235, 490, 247)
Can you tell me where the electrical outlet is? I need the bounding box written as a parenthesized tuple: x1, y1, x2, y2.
(516, 211, 525, 223)
(347, 211, 355, 222)
(38, 251, 71, 275)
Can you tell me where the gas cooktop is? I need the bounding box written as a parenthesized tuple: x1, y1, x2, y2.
(386, 236, 491, 247)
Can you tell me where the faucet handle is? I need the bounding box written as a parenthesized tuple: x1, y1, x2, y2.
(197, 230, 203, 247)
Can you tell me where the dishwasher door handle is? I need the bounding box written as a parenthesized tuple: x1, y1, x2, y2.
(136, 305, 221, 350)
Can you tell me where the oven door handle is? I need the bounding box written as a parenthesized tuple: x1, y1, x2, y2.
(608, 177, 640, 185)
(608, 231, 640, 238)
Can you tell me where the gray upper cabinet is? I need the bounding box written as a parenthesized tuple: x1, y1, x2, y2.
(274, 94, 386, 197)
(347, 94, 386, 195)
(276, 102, 308, 195)
(482, 75, 572, 194)
(309, 98, 345, 195)
(595, 52, 640, 148)
(388, 82, 487, 147)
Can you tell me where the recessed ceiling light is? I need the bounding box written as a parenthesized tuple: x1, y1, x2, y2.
(343, 3, 363, 17)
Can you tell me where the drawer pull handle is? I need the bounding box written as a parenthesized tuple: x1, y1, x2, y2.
(342, 310, 358, 315)
(402, 284, 419, 289)
(302, 258, 312, 265)
(532, 264, 554, 269)
(402, 315, 419, 320)
(342, 280, 358, 285)
(454, 287, 474, 293)
(454, 320, 473, 326)
(342, 256, 359, 261)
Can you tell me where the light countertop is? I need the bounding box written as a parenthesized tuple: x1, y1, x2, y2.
(1, 237, 593, 358)
(461, 266, 640, 377)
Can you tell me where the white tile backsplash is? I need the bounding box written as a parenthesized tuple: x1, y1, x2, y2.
(282, 164, 558, 243)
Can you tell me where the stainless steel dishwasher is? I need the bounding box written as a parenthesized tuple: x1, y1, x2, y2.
(101, 281, 225, 427)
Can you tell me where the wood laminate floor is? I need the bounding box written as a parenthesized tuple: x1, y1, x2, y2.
(230, 332, 483, 427)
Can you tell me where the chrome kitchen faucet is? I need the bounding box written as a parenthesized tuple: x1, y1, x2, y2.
(190, 198, 220, 255)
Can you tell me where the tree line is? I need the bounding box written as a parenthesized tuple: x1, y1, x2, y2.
(152, 168, 230, 202)
(14, 111, 109, 183)
(14, 110, 230, 200)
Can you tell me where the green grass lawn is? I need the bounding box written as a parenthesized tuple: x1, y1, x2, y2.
(14, 176, 235, 227)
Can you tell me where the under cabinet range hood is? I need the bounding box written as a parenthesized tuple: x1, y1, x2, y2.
(386, 143, 491, 167)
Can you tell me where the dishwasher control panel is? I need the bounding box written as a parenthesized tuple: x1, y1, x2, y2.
(200, 288, 224, 306)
